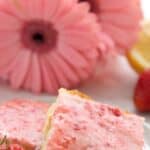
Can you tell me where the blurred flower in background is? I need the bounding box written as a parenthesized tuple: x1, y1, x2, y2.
(0, 0, 99, 94)
(92, 0, 143, 83)
(79, 0, 143, 55)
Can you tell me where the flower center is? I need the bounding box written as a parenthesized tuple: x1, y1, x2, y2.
(79, 0, 99, 13)
(21, 21, 58, 53)
(32, 32, 45, 44)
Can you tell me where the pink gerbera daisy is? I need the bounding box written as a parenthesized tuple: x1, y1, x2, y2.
(0, 0, 99, 94)
(79, 0, 143, 54)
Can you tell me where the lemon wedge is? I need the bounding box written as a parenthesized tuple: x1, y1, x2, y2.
(127, 21, 150, 73)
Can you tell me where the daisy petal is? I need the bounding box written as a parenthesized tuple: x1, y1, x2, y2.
(58, 2, 90, 27)
(43, 0, 60, 21)
(23, 61, 32, 90)
(57, 44, 92, 80)
(0, 42, 21, 72)
(40, 56, 59, 93)
(53, 51, 80, 85)
(50, 0, 77, 23)
(18, 0, 44, 19)
(30, 53, 42, 93)
(61, 29, 97, 50)
(58, 43, 89, 68)
(10, 50, 31, 89)
(0, 0, 27, 20)
(0, 50, 23, 77)
(100, 0, 131, 10)
(46, 51, 70, 88)
(102, 23, 138, 49)
(0, 31, 19, 48)
(0, 11, 21, 31)
(100, 12, 141, 27)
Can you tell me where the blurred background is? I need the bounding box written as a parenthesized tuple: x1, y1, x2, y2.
(142, 0, 150, 19)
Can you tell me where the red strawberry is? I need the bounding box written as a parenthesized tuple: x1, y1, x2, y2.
(134, 70, 150, 112)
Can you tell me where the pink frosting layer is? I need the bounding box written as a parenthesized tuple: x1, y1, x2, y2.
(0, 99, 49, 149)
(46, 90, 144, 150)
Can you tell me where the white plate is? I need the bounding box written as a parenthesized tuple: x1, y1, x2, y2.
(144, 123, 150, 150)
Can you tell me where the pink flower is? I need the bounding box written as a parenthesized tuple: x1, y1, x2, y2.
(79, 0, 143, 54)
(0, 0, 99, 94)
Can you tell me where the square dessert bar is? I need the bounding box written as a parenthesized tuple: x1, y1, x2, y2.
(43, 89, 144, 150)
